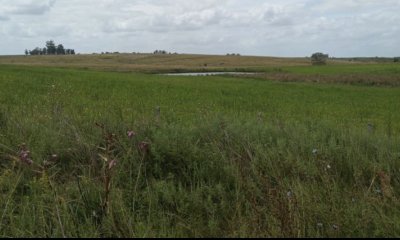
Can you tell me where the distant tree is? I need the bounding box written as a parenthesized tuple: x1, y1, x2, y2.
(394, 57, 400, 63)
(311, 52, 329, 65)
(26, 41, 75, 56)
(24, 49, 29, 56)
(154, 50, 167, 55)
(56, 44, 65, 55)
(35, 47, 42, 55)
(30, 47, 41, 55)
(46, 40, 57, 55)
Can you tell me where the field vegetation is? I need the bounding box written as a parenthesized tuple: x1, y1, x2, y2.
(0, 55, 399, 237)
(0, 53, 332, 73)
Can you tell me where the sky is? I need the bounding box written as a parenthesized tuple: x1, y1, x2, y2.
(0, 0, 399, 57)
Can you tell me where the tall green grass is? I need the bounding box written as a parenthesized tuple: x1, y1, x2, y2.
(0, 65, 399, 237)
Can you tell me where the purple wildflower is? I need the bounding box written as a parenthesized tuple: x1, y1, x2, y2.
(127, 130, 136, 139)
(19, 149, 33, 165)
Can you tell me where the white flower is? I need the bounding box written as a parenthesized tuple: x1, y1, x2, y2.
(287, 190, 293, 198)
(327, 164, 331, 169)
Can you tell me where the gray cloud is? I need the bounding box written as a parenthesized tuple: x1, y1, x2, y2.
(0, 0, 56, 16)
(0, 0, 399, 57)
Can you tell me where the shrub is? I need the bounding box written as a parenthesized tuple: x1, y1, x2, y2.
(311, 52, 329, 65)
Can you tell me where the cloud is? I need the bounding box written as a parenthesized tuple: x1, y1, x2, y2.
(101, 2, 299, 34)
(0, 15, 9, 21)
(0, 0, 399, 57)
(309, 0, 400, 13)
(0, 0, 56, 16)
(5, 22, 70, 38)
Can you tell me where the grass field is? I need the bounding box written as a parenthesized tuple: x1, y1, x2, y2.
(0, 56, 399, 237)
(0, 53, 312, 73)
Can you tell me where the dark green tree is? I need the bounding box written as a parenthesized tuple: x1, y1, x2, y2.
(30, 47, 41, 55)
(56, 44, 65, 55)
(46, 40, 56, 55)
(311, 52, 329, 65)
(27, 41, 75, 56)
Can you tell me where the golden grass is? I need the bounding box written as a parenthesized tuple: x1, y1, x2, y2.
(243, 72, 400, 86)
(0, 53, 350, 73)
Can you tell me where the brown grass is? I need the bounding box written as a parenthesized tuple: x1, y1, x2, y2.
(0, 53, 336, 73)
(2, 53, 395, 86)
(377, 171, 394, 199)
(241, 72, 400, 87)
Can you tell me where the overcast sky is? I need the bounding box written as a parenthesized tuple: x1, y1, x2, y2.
(0, 0, 399, 57)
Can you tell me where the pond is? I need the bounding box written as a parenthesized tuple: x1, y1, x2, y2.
(161, 72, 258, 76)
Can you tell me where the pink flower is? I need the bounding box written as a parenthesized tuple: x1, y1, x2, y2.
(127, 130, 136, 139)
(19, 149, 33, 165)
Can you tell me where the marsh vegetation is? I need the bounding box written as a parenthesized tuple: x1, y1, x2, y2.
(0, 55, 399, 237)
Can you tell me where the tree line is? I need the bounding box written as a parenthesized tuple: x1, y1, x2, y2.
(25, 40, 75, 56)
(153, 50, 178, 55)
